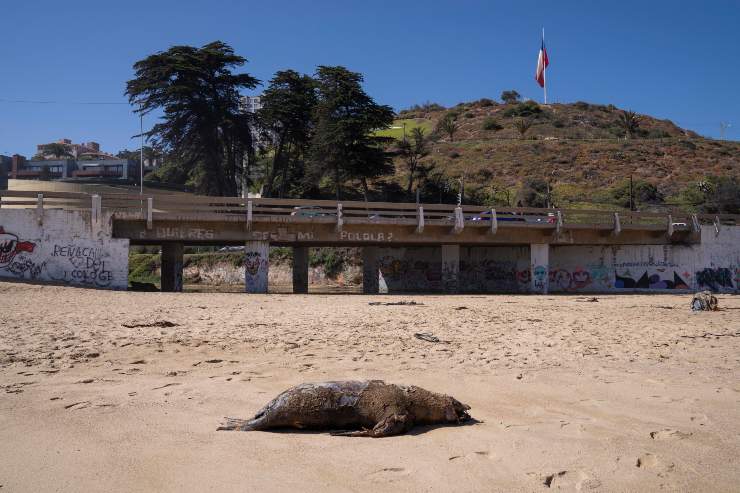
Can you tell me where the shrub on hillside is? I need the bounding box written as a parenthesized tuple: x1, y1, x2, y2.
(610, 180, 664, 208)
(401, 102, 446, 113)
(695, 176, 740, 214)
(503, 101, 543, 118)
(482, 118, 503, 131)
(501, 90, 521, 104)
(476, 98, 496, 107)
(552, 119, 566, 128)
(517, 178, 550, 208)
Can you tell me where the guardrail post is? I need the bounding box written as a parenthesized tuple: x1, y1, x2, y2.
(146, 197, 153, 230)
(667, 214, 674, 237)
(490, 208, 498, 235)
(453, 206, 464, 234)
(713, 215, 721, 236)
(556, 210, 563, 235)
(246, 200, 253, 231)
(336, 203, 344, 232)
(416, 205, 424, 234)
(613, 212, 621, 236)
(36, 193, 44, 225)
(691, 214, 700, 233)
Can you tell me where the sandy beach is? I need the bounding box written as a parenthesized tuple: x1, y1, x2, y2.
(1, 282, 739, 492)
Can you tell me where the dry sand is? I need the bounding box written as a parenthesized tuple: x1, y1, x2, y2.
(1, 282, 739, 492)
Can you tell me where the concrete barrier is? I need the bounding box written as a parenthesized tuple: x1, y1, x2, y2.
(0, 209, 129, 289)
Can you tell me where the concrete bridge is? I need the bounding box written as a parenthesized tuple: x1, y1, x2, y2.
(1, 190, 738, 294)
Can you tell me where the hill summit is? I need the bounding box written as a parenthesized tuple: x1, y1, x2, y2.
(384, 98, 739, 210)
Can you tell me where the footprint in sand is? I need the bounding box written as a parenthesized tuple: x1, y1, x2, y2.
(636, 453, 675, 476)
(543, 470, 600, 490)
(650, 429, 692, 440)
(367, 467, 409, 483)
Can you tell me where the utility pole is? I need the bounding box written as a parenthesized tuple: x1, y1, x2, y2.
(139, 103, 144, 196)
(720, 122, 731, 140)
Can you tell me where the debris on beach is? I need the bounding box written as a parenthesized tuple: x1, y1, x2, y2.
(129, 281, 158, 292)
(691, 291, 718, 311)
(414, 332, 440, 343)
(575, 297, 599, 302)
(368, 301, 424, 306)
(121, 320, 180, 328)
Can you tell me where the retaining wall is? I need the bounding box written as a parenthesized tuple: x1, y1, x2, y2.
(0, 209, 129, 289)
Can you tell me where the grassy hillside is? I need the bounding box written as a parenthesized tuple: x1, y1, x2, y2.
(387, 99, 739, 210)
(374, 118, 434, 140)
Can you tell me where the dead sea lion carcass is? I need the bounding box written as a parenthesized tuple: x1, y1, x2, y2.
(217, 380, 471, 437)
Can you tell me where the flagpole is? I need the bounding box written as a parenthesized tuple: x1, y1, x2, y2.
(542, 27, 547, 105)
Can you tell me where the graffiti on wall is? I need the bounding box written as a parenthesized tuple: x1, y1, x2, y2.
(50, 243, 114, 287)
(378, 256, 443, 292)
(244, 250, 268, 292)
(0, 227, 36, 266)
(459, 260, 528, 293)
(695, 267, 735, 291)
(614, 269, 689, 290)
(532, 265, 548, 292)
(0, 227, 43, 280)
(547, 265, 611, 291)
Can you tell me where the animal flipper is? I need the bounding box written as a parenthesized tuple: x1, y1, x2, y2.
(330, 428, 371, 437)
(331, 414, 412, 438)
(217, 416, 267, 431)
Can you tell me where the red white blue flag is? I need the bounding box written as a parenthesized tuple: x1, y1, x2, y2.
(535, 37, 549, 88)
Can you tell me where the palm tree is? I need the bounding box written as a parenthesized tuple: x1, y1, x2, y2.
(619, 110, 641, 139)
(514, 118, 533, 139)
(436, 114, 458, 142)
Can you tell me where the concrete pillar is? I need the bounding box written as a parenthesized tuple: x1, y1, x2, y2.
(292, 246, 309, 294)
(530, 243, 549, 294)
(441, 244, 460, 294)
(362, 247, 380, 294)
(245, 240, 269, 293)
(161, 242, 184, 292)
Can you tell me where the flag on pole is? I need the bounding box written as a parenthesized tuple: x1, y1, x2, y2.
(535, 36, 549, 88)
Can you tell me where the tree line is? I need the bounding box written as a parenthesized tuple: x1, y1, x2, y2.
(126, 41, 394, 199)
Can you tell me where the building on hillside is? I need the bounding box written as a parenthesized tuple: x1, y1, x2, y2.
(8, 154, 136, 181)
(36, 138, 117, 160)
(240, 95, 263, 113)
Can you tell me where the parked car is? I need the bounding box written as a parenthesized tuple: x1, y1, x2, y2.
(466, 211, 557, 224)
(290, 206, 335, 217)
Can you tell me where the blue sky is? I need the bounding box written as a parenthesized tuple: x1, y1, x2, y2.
(1, 0, 738, 156)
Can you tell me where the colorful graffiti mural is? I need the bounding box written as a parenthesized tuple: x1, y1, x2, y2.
(0, 227, 35, 267)
(549, 268, 593, 291)
(245, 249, 268, 292)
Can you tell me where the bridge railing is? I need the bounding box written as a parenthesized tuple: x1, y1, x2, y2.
(0, 190, 736, 230)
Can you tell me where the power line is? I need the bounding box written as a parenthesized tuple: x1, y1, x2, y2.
(0, 98, 130, 105)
